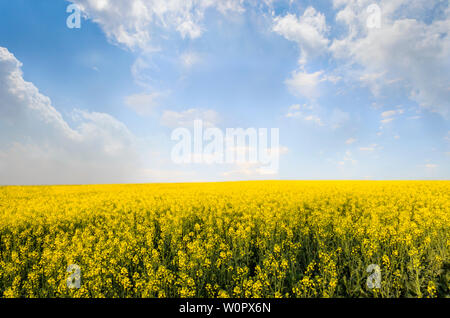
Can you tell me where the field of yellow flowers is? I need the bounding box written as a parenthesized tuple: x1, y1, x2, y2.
(0, 181, 448, 298)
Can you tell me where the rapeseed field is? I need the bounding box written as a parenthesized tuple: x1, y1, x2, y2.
(0, 181, 448, 298)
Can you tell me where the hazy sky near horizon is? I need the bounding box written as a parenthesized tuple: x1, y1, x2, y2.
(0, 0, 449, 185)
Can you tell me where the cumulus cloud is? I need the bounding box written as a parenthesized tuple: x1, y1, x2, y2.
(331, 0, 450, 117)
(68, 0, 247, 100)
(69, 0, 246, 50)
(71, 0, 450, 120)
(285, 69, 325, 99)
(0, 47, 140, 185)
(273, 7, 329, 64)
(272, 7, 340, 100)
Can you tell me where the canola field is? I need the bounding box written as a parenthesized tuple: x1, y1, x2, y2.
(0, 181, 449, 298)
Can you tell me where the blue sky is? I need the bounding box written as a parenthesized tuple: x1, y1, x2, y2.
(0, 0, 449, 184)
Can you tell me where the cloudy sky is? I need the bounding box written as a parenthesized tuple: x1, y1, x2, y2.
(0, 0, 449, 185)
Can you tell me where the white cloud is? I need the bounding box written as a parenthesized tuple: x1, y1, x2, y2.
(216, 0, 246, 15)
(161, 108, 219, 128)
(180, 51, 201, 69)
(285, 104, 349, 129)
(70, 0, 246, 50)
(346, 137, 357, 144)
(380, 108, 404, 124)
(125, 91, 167, 115)
(130, 55, 160, 88)
(273, 7, 335, 100)
(285, 104, 322, 125)
(273, 7, 329, 64)
(358, 72, 385, 96)
(381, 109, 404, 118)
(323, 74, 343, 84)
(69, 0, 247, 89)
(303, 115, 323, 125)
(380, 117, 394, 124)
(285, 69, 325, 99)
(176, 20, 203, 39)
(331, 0, 450, 117)
(329, 108, 350, 129)
(272, 6, 343, 101)
(425, 163, 438, 169)
(359, 144, 378, 152)
(0, 47, 140, 185)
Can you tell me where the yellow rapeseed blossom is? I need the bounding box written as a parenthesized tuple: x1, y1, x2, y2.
(0, 181, 448, 298)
